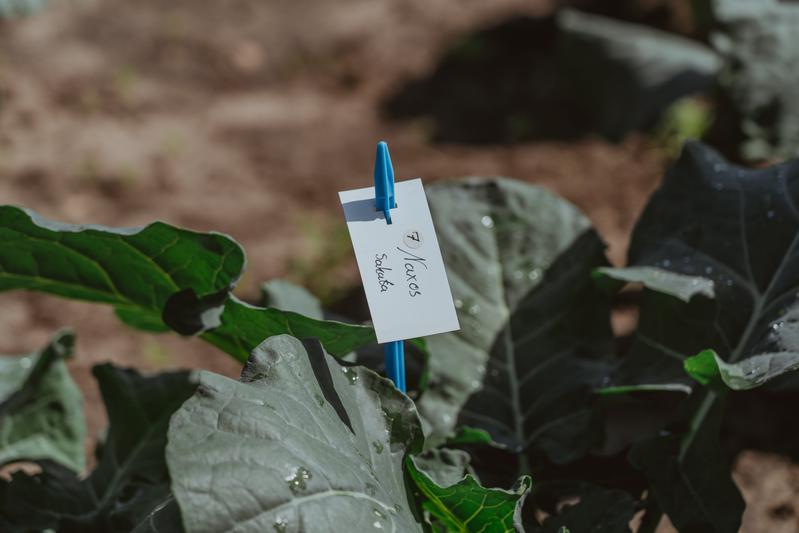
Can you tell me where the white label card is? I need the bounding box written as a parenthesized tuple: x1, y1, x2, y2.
(339, 178, 460, 343)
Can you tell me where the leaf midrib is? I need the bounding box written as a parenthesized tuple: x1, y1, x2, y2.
(480, 214, 526, 469)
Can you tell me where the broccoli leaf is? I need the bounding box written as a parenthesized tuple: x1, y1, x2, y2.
(422, 178, 615, 470)
(166, 335, 425, 532)
(407, 455, 531, 533)
(608, 141, 799, 531)
(0, 364, 196, 532)
(0, 206, 244, 333)
(557, 8, 721, 140)
(618, 141, 799, 390)
(0, 206, 376, 360)
(0, 331, 84, 473)
(201, 296, 375, 360)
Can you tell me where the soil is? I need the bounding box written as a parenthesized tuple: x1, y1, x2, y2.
(0, 1, 794, 531)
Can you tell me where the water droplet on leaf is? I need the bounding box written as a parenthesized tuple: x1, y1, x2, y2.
(273, 517, 288, 532)
(341, 367, 359, 385)
(480, 215, 494, 229)
(285, 466, 312, 494)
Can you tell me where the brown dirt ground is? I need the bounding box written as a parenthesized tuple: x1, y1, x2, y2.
(0, 1, 795, 531)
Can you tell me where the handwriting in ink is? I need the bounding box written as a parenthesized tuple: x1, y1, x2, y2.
(374, 253, 394, 293)
(397, 247, 427, 297)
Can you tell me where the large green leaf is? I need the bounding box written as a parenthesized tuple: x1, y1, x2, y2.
(0, 364, 196, 532)
(0, 205, 244, 333)
(0, 330, 85, 472)
(421, 178, 615, 469)
(608, 141, 799, 531)
(619, 141, 799, 390)
(407, 455, 531, 533)
(0, 206, 376, 359)
(166, 335, 425, 533)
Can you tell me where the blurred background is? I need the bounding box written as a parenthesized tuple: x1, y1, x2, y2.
(1, 0, 797, 530)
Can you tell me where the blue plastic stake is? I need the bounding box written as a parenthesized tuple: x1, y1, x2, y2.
(373, 141, 405, 392)
(374, 141, 396, 224)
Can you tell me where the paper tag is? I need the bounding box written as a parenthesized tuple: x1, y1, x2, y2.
(339, 178, 460, 343)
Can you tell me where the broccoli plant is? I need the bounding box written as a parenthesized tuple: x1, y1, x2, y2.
(0, 141, 797, 532)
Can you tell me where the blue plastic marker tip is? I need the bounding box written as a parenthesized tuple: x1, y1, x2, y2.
(374, 141, 396, 224)
(372, 140, 405, 392)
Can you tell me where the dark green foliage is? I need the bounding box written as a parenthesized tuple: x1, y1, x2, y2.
(556, 8, 720, 141)
(0, 363, 196, 532)
(3, 141, 799, 532)
(383, 10, 720, 144)
(628, 394, 743, 533)
(421, 179, 615, 471)
(0, 331, 84, 472)
(0, 206, 376, 360)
